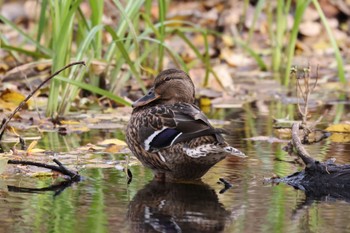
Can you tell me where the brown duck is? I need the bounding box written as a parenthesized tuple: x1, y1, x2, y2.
(126, 69, 246, 181)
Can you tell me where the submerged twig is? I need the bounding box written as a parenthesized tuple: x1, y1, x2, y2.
(8, 159, 82, 182)
(0, 61, 86, 141)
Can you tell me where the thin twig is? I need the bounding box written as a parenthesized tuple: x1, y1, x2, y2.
(0, 61, 86, 141)
(53, 159, 80, 181)
(311, 65, 319, 91)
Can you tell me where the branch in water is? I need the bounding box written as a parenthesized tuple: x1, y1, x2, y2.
(291, 122, 316, 167)
(7, 159, 82, 182)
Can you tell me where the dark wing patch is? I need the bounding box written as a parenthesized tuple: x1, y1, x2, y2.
(149, 128, 182, 149)
(138, 103, 224, 151)
(138, 107, 176, 147)
(171, 103, 225, 144)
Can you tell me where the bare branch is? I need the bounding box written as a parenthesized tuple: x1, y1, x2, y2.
(0, 61, 86, 141)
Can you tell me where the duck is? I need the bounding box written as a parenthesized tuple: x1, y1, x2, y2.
(126, 69, 246, 181)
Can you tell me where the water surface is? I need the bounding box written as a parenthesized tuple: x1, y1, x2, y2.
(0, 103, 349, 233)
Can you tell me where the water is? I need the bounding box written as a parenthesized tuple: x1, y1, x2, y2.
(0, 103, 349, 233)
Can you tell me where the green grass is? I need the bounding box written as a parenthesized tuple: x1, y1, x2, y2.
(1, 1, 346, 117)
(283, 0, 310, 86)
(238, 0, 346, 86)
(1, 0, 215, 117)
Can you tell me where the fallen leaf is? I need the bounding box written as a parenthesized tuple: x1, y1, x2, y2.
(326, 124, 350, 133)
(104, 144, 124, 153)
(299, 21, 322, 37)
(99, 138, 127, 146)
(26, 140, 38, 153)
(60, 120, 80, 125)
(329, 133, 350, 143)
(220, 50, 254, 67)
(274, 128, 292, 139)
(0, 89, 30, 111)
(0, 158, 9, 175)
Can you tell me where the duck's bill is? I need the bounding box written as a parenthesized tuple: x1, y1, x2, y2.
(132, 88, 160, 108)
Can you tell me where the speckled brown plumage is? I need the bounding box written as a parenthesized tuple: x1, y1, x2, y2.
(126, 69, 245, 181)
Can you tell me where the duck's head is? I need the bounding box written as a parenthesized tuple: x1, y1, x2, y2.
(132, 69, 195, 108)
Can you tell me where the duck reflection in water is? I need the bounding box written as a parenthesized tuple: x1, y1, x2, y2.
(128, 180, 230, 233)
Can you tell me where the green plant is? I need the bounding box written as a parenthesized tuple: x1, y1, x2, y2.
(238, 0, 346, 86)
(0, 0, 219, 117)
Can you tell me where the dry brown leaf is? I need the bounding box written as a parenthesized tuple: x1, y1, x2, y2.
(220, 50, 254, 67)
(2, 61, 51, 82)
(274, 128, 292, 139)
(302, 7, 320, 21)
(299, 21, 321, 37)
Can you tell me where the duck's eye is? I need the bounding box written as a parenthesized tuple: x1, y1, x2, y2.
(148, 91, 153, 95)
(164, 77, 171, 81)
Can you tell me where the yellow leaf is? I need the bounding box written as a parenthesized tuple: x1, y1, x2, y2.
(60, 120, 80, 125)
(0, 63, 9, 74)
(99, 138, 127, 146)
(69, 126, 90, 133)
(0, 89, 31, 107)
(199, 97, 211, 107)
(104, 144, 123, 153)
(26, 140, 38, 153)
(29, 172, 55, 178)
(329, 133, 350, 143)
(325, 124, 350, 133)
(0, 99, 18, 111)
(29, 148, 46, 153)
(35, 63, 51, 71)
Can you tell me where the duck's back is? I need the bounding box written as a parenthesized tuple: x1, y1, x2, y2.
(126, 103, 230, 180)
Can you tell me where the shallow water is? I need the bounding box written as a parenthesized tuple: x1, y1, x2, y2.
(0, 103, 350, 233)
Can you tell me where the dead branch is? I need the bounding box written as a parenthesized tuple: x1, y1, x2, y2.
(294, 65, 318, 128)
(291, 122, 315, 167)
(0, 61, 86, 141)
(7, 159, 81, 182)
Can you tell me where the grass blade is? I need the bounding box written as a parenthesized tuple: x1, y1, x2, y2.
(311, 0, 346, 84)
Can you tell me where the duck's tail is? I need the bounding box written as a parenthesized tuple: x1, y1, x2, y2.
(222, 146, 247, 158)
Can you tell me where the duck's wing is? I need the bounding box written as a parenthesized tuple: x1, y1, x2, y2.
(140, 103, 224, 152)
